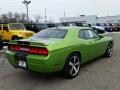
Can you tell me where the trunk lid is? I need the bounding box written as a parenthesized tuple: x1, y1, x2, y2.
(11, 38, 63, 47)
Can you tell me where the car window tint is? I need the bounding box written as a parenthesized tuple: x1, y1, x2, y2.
(33, 29, 68, 39)
(91, 30, 99, 38)
(79, 30, 85, 39)
(79, 30, 90, 39)
(3, 24, 8, 30)
(79, 29, 99, 39)
(88, 30, 99, 38)
(88, 30, 93, 38)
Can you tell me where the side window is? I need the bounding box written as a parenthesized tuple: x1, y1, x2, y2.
(88, 30, 99, 38)
(91, 30, 99, 38)
(79, 29, 99, 39)
(79, 30, 85, 39)
(3, 24, 9, 31)
(79, 30, 91, 39)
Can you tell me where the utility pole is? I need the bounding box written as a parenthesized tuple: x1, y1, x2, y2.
(22, 0, 31, 23)
(45, 8, 47, 23)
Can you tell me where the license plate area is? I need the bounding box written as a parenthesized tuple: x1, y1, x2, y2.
(18, 61, 27, 68)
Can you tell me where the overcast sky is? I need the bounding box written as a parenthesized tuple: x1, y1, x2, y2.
(0, 0, 120, 22)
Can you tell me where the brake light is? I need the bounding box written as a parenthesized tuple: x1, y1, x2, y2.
(9, 45, 48, 55)
(37, 48, 48, 55)
(10, 45, 21, 51)
(29, 47, 37, 53)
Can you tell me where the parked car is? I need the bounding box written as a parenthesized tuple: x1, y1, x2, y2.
(91, 26, 106, 34)
(47, 23, 63, 28)
(115, 24, 120, 31)
(108, 23, 117, 32)
(24, 23, 63, 33)
(0, 23, 34, 41)
(6, 26, 113, 78)
(110, 23, 120, 32)
(104, 23, 113, 32)
(24, 23, 48, 33)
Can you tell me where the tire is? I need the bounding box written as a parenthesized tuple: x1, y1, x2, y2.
(0, 46, 3, 50)
(0, 40, 3, 50)
(63, 53, 81, 78)
(104, 43, 113, 57)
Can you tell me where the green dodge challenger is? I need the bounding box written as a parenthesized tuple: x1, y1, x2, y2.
(6, 26, 113, 78)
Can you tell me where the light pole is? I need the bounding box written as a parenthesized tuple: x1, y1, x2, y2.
(45, 8, 47, 23)
(22, 0, 31, 22)
(64, 10, 66, 22)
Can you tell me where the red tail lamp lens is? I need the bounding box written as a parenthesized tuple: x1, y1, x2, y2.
(10, 45, 48, 55)
(37, 48, 48, 55)
(10, 45, 21, 51)
(29, 47, 37, 53)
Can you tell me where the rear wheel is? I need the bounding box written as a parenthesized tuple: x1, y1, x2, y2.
(0, 46, 3, 50)
(63, 53, 81, 78)
(104, 43, 113, 57)
(0, 40, 3, 50)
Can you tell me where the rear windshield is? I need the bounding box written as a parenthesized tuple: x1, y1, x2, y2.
(32, 29, 67, 39)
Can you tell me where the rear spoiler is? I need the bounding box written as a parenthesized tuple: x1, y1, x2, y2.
(9, 40, 47, 47)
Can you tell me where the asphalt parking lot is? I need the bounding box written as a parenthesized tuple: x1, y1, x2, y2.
(0, 33, 120, 90)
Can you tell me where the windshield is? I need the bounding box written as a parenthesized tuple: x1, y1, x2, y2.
(32, 29, 67, 39)
(9, 24, 26, 30)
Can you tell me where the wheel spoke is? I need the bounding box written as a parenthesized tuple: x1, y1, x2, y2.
(68, 55, 80, 76)
(69, 61, 74, 66)
(73, 56, 77, 63)
(74, 61, 80, 66)
(70, 66, 74, 75)
(73, 65, 79, 74)
(108, 45, 113, 56)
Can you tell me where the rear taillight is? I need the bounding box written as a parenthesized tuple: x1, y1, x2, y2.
(10, 45, 21, 51)
(29, 47, 37, 53)
(37, 48, 48, 55)
(9, 45, 48, 55)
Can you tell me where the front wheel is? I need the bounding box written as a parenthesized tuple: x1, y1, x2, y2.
(63, 53, 81, 78)
(104, 43, 113, 57)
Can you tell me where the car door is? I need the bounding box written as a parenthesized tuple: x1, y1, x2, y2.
(79, 29, 105, 63)
(0, 24, 3, 39)
(78, 30, 93, 63)
(87, 30, 106, 58)
(2, 24, 11, 41)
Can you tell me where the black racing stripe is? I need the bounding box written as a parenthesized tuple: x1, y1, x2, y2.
(17, 41, 30, 46)
(14, 51, 29, 69)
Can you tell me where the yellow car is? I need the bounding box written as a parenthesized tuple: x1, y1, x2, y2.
(0, 23, 35, 41)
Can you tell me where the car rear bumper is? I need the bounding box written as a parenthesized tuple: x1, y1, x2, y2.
(6, 50, 63, 73)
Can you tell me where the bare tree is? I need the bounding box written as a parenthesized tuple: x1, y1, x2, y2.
(34, 15, 42, 23)
(1, 14, 8, 23)
(14, 12, 21, 23)
(20, 13, 27, 23)
(7, 12, 14, 23)
(0, 12, 28, 23)
(0, 12, 45, 23)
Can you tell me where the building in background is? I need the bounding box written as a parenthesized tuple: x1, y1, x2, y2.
(60, 15, 120, 25)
